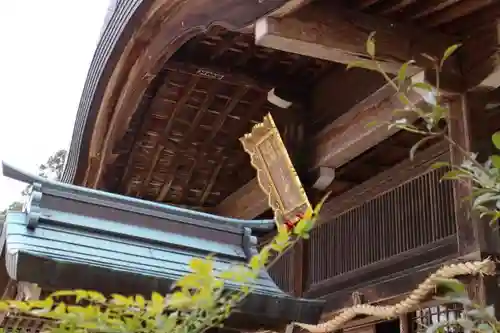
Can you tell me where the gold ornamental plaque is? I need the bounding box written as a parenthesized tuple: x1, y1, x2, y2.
(240, 113, 311, 225)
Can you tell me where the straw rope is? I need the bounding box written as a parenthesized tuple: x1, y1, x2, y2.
(294, 259, 495, 333)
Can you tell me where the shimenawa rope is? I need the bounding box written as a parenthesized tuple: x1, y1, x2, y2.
(293, 259, 495, 333)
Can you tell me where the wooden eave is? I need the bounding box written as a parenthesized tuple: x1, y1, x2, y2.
(62, 0, 500, 216)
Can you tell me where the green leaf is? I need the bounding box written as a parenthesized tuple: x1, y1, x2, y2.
(124, 317, 141, 331)
(160, 312, 178, 332)
(189, 257, 213, 276)
(473, 193, 500, 208)
(430, 162, 450, 169)
(74, 289, 88, 303)
(397, 93, 411, 106)
(411, 81, 434, 92)
(397, 60, 415, 86)
(492, 132, 500, 150)
(456, 318, 474, 331)
(151, 292, 164, 312)
(492, 155, 500, 169)
(8, 301, 30, 312)
(49, 290, 78, 298)
(435, 277, 466, 294)
(294, 218, 314, 238)
(168, 291, 192, 310)
(346, 60, 376, 71)
(431, 104, 448, 124)
(442, 169, 467, 180)
(135, 294, 145, 308)
(477, 323, 494, 333)
(86, 291, 106, 303)
(53, 302, 67, 314)
(249, 255, 262, 272)
(440, 44, 461, 68)
(111, 293, 130, 306)
(366, 32, 376, 57)
(259, 246, 271, 265)
(176, 274, 200, 289)
(273, 224, 290, 252)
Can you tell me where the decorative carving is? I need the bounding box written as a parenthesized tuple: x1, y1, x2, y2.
(196, 68, 224, 80)
(24, 183, 42, 230)
(242, 227, 259, 259)
(240, 113, 311, 225)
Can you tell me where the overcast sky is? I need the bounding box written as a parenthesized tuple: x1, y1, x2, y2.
(0, 0, 109, 208)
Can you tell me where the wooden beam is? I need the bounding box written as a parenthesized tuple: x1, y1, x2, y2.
(311, 67, 387, 133)
(461, 20, 500, 91)
(215, 179, 269, 219)
(255, 2, 460, 75)
(312, 72, 426, 170)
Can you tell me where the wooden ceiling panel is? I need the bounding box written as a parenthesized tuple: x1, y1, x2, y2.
(103, 23, 417, 211)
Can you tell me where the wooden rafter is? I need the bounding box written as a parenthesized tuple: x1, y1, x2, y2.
(461, 20, 500, 91)
(402, 0, 459, 21)
(255, 2, 460, 75)
(350, 0, 380, 10)
(210, 34, 244, 61)
(174, 86, 250, 204)
(422, 0, 495, 28)
(121, 76, 200, 196)
(155, 83, 220, 201)
(199, 156, 226, 205)
(378, 0, 419, 16)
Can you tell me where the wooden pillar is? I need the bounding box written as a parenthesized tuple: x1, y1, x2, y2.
(468, 275, 500, 318)
(449, 91, 500, 333)
(447, 92, 500, 257)
(399, 314, 411, 333)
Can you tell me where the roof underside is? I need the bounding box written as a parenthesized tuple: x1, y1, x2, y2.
(68, 0, 500, 212)
(102, 27, 335, 208)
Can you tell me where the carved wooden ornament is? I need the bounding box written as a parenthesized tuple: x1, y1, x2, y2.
(240, 113, 311, 226)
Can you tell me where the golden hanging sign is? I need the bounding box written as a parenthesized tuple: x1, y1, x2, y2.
(240, 113, 311, 225)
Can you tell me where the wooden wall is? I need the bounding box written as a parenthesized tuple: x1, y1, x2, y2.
(268, 141, 459, 311)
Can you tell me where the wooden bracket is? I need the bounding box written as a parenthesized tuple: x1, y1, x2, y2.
(312, 167, 335, 191)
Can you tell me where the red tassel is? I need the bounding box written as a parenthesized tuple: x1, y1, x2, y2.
(284, 213, 305, 232)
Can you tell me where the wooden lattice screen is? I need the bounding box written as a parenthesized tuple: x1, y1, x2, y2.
(268, 248, 294, 293)
(268, 166, 457, 293)
(0, 314, 51, 333)
(413, 303, 463, 333)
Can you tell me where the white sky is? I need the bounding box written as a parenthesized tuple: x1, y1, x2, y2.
(0, 0, 109, 208)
